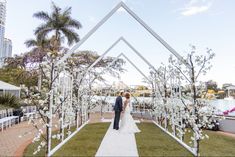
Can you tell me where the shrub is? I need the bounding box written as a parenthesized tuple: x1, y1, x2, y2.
(0, 93, 20, 108)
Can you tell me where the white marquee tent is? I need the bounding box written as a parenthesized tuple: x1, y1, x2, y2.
(0, 80, 21, 97)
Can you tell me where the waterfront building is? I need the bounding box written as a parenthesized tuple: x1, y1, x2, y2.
(3, 38, 12, 57)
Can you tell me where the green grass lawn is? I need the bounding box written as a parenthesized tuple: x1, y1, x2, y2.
(23, 122, 235, 157)
(136, 123, 235, 157)
(24, 126, 77, 157)
(136, 123, 193, 156)
(184, 129, 235, 156)
(53, 123, 110, 156)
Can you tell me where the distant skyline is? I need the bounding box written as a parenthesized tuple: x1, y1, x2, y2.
(0, 0, 6, 59)
(4, 0, 235, 87)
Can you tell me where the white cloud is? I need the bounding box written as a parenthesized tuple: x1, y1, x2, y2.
(180, 0, 214, 16)
(181, 5, 210, 16)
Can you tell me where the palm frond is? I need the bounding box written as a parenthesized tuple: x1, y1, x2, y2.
(67, 19, 82, 29)
(61, 28, 79, 45)
(32, 2, 82, 47)
(33, 11, 51, 21)
(51, 2, 61, 13)
(24, 39, 37, 48)
(63, 7, 72, 17)
(34, 24, 53, 39)
(51, 2, 61, 17)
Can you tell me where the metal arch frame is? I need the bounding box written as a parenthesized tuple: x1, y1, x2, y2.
(119, 53, 151, 83)
(81, 37, 155, 83)
(49, 2, 197, 156)
(86, 37, 157, 74)
(97, 52, 152, 83)
(79, 51, 152, 99)
(78, 37, 195, 156)
(72, 37, 155, 94)
(57, 2, 189, 68)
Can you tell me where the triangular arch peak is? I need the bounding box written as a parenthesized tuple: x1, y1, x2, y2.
(86, 37, 156, 71)
(58, 2, 189, 68)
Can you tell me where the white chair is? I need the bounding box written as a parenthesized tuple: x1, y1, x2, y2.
(23, 106, 37, 121)
(0, 110, 7, 131)
(8, 108, 13, 116)
(0, 110, 2, 119)
(2, 110, 7, 118)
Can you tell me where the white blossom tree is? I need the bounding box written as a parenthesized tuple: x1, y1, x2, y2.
(169, 45, 216, 156)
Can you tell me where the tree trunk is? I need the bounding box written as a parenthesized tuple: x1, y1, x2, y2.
(191, 64, 200, 157)
(46, 62, 54, 156)
(38, 68, 42, 91)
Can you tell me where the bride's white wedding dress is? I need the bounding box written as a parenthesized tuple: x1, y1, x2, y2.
(119, 100, 140, 133)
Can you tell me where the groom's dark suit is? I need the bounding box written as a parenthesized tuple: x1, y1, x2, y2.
(113, 95, 123, 130)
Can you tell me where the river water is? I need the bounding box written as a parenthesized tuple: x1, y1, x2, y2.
(92, 96, 235, 115)
(209, 99, 235, 113)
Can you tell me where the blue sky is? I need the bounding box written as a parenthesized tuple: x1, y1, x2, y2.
(4, 0, 235, 87)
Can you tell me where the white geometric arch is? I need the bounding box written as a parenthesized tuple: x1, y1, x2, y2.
(86, 36, 157, 73)
(47, 2, 199, 155)
(76, 36, 154, 90)
(77, 37, 155, 93)
(118, 53, 151, 83)
(81, 52, 152, 97)
(57, 2, 189, 68)
(97, 52, 152, 83)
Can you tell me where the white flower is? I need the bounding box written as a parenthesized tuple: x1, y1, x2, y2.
(33, 151, 38, 155)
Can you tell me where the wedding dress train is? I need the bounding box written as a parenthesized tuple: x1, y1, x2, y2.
(119, 100, 140, 133)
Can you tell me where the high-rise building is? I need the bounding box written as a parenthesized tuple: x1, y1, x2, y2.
(3, 38, 12, 57)
(0, 0, 7, 67)
(0, 0, 6, 59)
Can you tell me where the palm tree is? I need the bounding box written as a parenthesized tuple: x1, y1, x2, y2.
(24, 36, 50, 63)
(29, 3, 82, 155)
(33, 2, 82, 47)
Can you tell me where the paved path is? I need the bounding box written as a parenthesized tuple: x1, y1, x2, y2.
(0, 113, 116, 156)
(0, 112, 148, 156)
(0, 121, 39, 156)
(95, 122, 139, 157)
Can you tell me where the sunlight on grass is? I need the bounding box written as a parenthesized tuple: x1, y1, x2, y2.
(184, 129, 235, 156)
(136, 123, 192, 156)
(24, 122, 235, 156)
(23, 126, 77, 157)
(53, 123, 110, 156)
(136, 123, 235, 156)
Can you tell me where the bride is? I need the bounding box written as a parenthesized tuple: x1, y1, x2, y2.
(119, 92, 140, 133)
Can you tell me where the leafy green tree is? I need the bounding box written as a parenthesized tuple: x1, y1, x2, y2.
(4, 54, 27, 69)
(206, 80, 218, 92)
(0, 68, 38, 88)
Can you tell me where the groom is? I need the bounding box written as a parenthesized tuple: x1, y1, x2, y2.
(113, 91, 124, 130)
